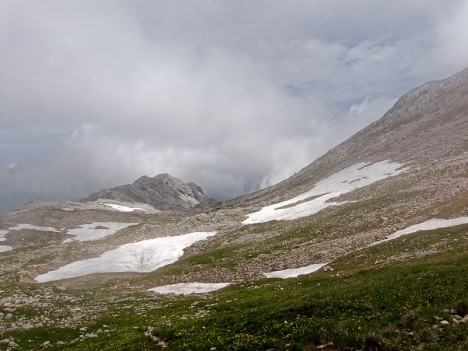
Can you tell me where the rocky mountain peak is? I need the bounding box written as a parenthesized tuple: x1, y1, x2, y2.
(81, 174, 215, 211)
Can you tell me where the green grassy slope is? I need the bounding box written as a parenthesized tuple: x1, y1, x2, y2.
(2, 225, 467, 351)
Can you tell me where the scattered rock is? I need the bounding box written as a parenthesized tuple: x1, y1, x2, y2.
(323, 266, 333, 272)
(40, 341, 51, 349)
(145, 326, 168, 349)
(8, 340, 19, 349)
(439, 320, 450, 328)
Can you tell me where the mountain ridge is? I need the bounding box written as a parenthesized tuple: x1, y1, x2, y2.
(80, 173, 216, 211)
(226, 66, 468, 208)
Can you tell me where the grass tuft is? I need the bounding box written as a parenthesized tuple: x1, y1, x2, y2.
(362, 333, 388, 351)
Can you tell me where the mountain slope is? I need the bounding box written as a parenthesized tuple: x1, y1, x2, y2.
(1, 68, 466, 282)
(0, 68, 467, 351)
(208, 67, 467, 277)
(81, 173, 215, 211)
(230, 67, 468, 209)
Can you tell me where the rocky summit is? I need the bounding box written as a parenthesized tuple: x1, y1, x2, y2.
(0, 68, 467, 351)
(81, 173, 216, 211)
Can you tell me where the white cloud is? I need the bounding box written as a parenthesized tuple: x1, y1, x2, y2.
(432, 0, 468, 73)
(342, 96, 398, 132)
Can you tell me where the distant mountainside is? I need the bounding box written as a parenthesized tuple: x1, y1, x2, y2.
(1, 68, 467, 351)
(233, 67, 468, 208)
(81, 173, 216, 211)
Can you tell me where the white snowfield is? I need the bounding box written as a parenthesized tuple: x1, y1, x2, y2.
(370, 217, 468, 246)
(36, 231, 217, 282)
(1, 225, 61, 252)
(0, 222, 136, 246)
(264, 263, 328, 279)
(103, 204, 146, 212)
(63, 222, 138, 243)
(0, 224, 61, 245)
(0, 230, 8, 241)
(148, 282, 230, 295)
(8, 224, 60, 232)
(0, 245, 13, 253)
(243, 160, 408, 224)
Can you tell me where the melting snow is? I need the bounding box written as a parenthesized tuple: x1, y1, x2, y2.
(370, 217, 468, 246)
(0, 245, 13, 253)
(0, 230, 8, 242)
(8, 224, 60, 232)
(63, 222, 138, 243)
(148, 282, 230, 295)
(103, 204, 146, 212)
(243, 160, 408, 224)
(264, 263, 328, 279)
(36, 231, 217, 282)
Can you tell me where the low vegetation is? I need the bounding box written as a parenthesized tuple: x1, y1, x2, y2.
(1, 225, 467, 351)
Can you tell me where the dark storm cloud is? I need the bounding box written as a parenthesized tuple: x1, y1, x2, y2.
(0, 0, 467, 210)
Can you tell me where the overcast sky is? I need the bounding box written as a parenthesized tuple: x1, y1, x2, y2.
(1, 0, 467, 212)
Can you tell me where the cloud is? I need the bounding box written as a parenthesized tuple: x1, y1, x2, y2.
(432, 0, 468, 72)
(0, 0, 467, 211)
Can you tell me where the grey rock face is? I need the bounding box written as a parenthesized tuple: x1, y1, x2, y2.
(81, 173, 216, 211)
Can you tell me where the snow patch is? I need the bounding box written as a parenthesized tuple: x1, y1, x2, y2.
(0, 230, 8, 242)
(370, 217, 468, 246)
(103, 204, 147, 212)
(264, 263, 328, 279)
(0, 245, 13, 253)
(0, 225, 60, 244)
(36, 231, 217, 282)
(149, 282, 229, 295)
(8, 224, 60, 232)
(63, 222, 138, 243)
(243, 160, 408, 224)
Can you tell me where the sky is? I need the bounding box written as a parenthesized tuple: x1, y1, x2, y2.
(1, 0, 468, 212)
